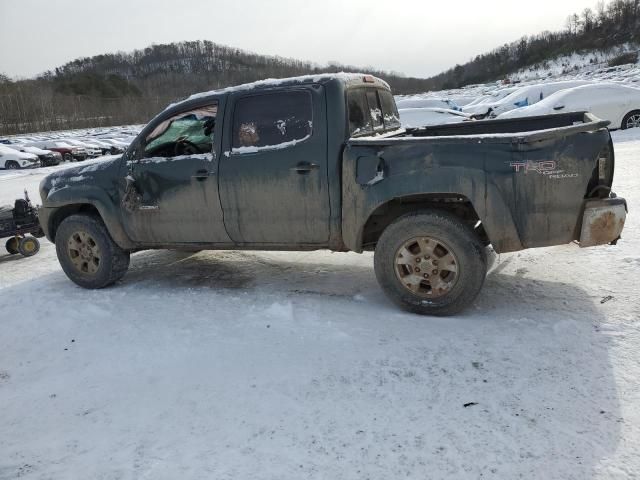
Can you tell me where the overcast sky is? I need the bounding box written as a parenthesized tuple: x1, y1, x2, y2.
(1, 0, 598, 79)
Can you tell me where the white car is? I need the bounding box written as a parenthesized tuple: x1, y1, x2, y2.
(0, 145, 39, 169)
(497, 83, 640, 130)
(462, 86, 519, 109)
(463, 81, 593, 118)
(61, 139, 102, 158)
(399, 108, 471, 128)
(395, 97, 461, 111)
(7, 145, 62, 166)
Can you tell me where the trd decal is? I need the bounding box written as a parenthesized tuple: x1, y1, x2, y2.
(510, 160, 557, 173)
(509, 160, 579, 179)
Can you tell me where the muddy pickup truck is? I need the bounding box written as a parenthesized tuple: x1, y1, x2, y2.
(39, 74, 627, 315)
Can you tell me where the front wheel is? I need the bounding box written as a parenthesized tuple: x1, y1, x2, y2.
(55, 214, 130, 289)
(5, 161, 20, 170)
(622, 110, 640, 130)
(374, 210, 487, 316)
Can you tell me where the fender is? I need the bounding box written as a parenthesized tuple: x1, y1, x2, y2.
(40, 183, 135, 250)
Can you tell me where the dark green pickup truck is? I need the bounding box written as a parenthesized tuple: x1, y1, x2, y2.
(39, 74, 627, 315)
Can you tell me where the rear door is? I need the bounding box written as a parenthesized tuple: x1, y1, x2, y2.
(218, 87, 330, 245)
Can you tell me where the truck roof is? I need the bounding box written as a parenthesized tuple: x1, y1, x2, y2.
(166, 72, 390, 111)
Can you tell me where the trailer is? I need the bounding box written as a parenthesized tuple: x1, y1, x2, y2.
(1, 191, 44, 257)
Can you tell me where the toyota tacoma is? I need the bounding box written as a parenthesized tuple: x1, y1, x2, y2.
(39, 74, 627, 315)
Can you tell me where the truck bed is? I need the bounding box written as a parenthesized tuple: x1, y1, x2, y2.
(351, 112, 610, 145)
(343, 112, 615, 254)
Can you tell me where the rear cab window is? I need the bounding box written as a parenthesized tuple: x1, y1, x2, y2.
(347, 87, 401, 137)
(232, 90, 313, 153)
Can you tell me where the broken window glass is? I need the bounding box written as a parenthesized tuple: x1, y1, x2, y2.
(144, 104, 217, 158)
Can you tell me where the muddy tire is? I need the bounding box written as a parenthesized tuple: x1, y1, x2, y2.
(55, 214, 130, 289)
(5, 160, 20, 170)
(621, 110, 640, 130)
(18, 236, 40, 257)
(374, 210, 487, 316)
(5, 237, 19, 255)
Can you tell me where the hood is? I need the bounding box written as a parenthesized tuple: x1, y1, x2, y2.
(39, 154, 122, 203)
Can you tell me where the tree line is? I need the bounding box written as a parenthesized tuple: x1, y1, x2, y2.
(0, 41, 434, 135)
(430, 0, 639, 89)
(1, 0, 638, 135)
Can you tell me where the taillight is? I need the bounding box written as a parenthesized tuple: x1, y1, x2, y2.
(586, 139, 615, 199)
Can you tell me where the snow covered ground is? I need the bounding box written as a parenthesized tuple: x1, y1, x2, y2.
(0, 128, 639, 479)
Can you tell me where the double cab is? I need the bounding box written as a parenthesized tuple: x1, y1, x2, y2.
(39, 74, 627, 315)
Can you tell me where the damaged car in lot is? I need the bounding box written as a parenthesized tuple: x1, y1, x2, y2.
(38, 74, 627, 316)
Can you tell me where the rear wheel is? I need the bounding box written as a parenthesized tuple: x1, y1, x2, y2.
(55, 214, 130, 288)
(5, 237, 19, 255)
(622, 110, 640, 130)
(5, 161, 19, 170)
(18, 237, 40, 257)
(374, 210, 487, 316)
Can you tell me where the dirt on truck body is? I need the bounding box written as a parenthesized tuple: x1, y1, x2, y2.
(38, 73, 627, 315)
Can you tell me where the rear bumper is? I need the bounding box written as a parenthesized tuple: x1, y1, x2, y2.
(579, 197, 627, 248)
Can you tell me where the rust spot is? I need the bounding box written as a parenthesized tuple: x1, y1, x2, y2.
(589, 211, 618, 245)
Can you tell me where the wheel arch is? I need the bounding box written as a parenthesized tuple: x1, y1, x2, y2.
(357, 194, 487, 251)
(46, 201, 134, 249)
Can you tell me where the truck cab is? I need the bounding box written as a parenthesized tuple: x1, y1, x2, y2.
(117, 74, 398, 248)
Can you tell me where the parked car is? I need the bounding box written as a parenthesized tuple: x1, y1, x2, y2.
(26, 141, 87, 161)
(0, 145, 39, 169)
(62, 139, 102, 158)
(80, 138, 121, 155)
(498, 83, 640, 129)
(399, 107, 471, 128)
(395, 97, 461, 111)
(462, 86, 519, 108)
(463, 81, 593, 118)
(7, 145, 61, 166)
(97, 139, 126, 154)
(39, 74, 626, 316)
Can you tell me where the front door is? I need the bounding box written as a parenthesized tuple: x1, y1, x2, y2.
(219, 87, 330, 245)
(121, 102, 230, 245)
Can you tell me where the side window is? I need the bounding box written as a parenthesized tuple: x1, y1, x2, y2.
(232, 91, 312, 151)
(378, 90, 401, 130)
(347, 89, 373, 136)
(366, 90, 384, 131)
(144, 104, 217, 158)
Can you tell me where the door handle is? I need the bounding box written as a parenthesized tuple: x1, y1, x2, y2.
(192, 169, 211, 181)
(291, 162, 319, 174)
